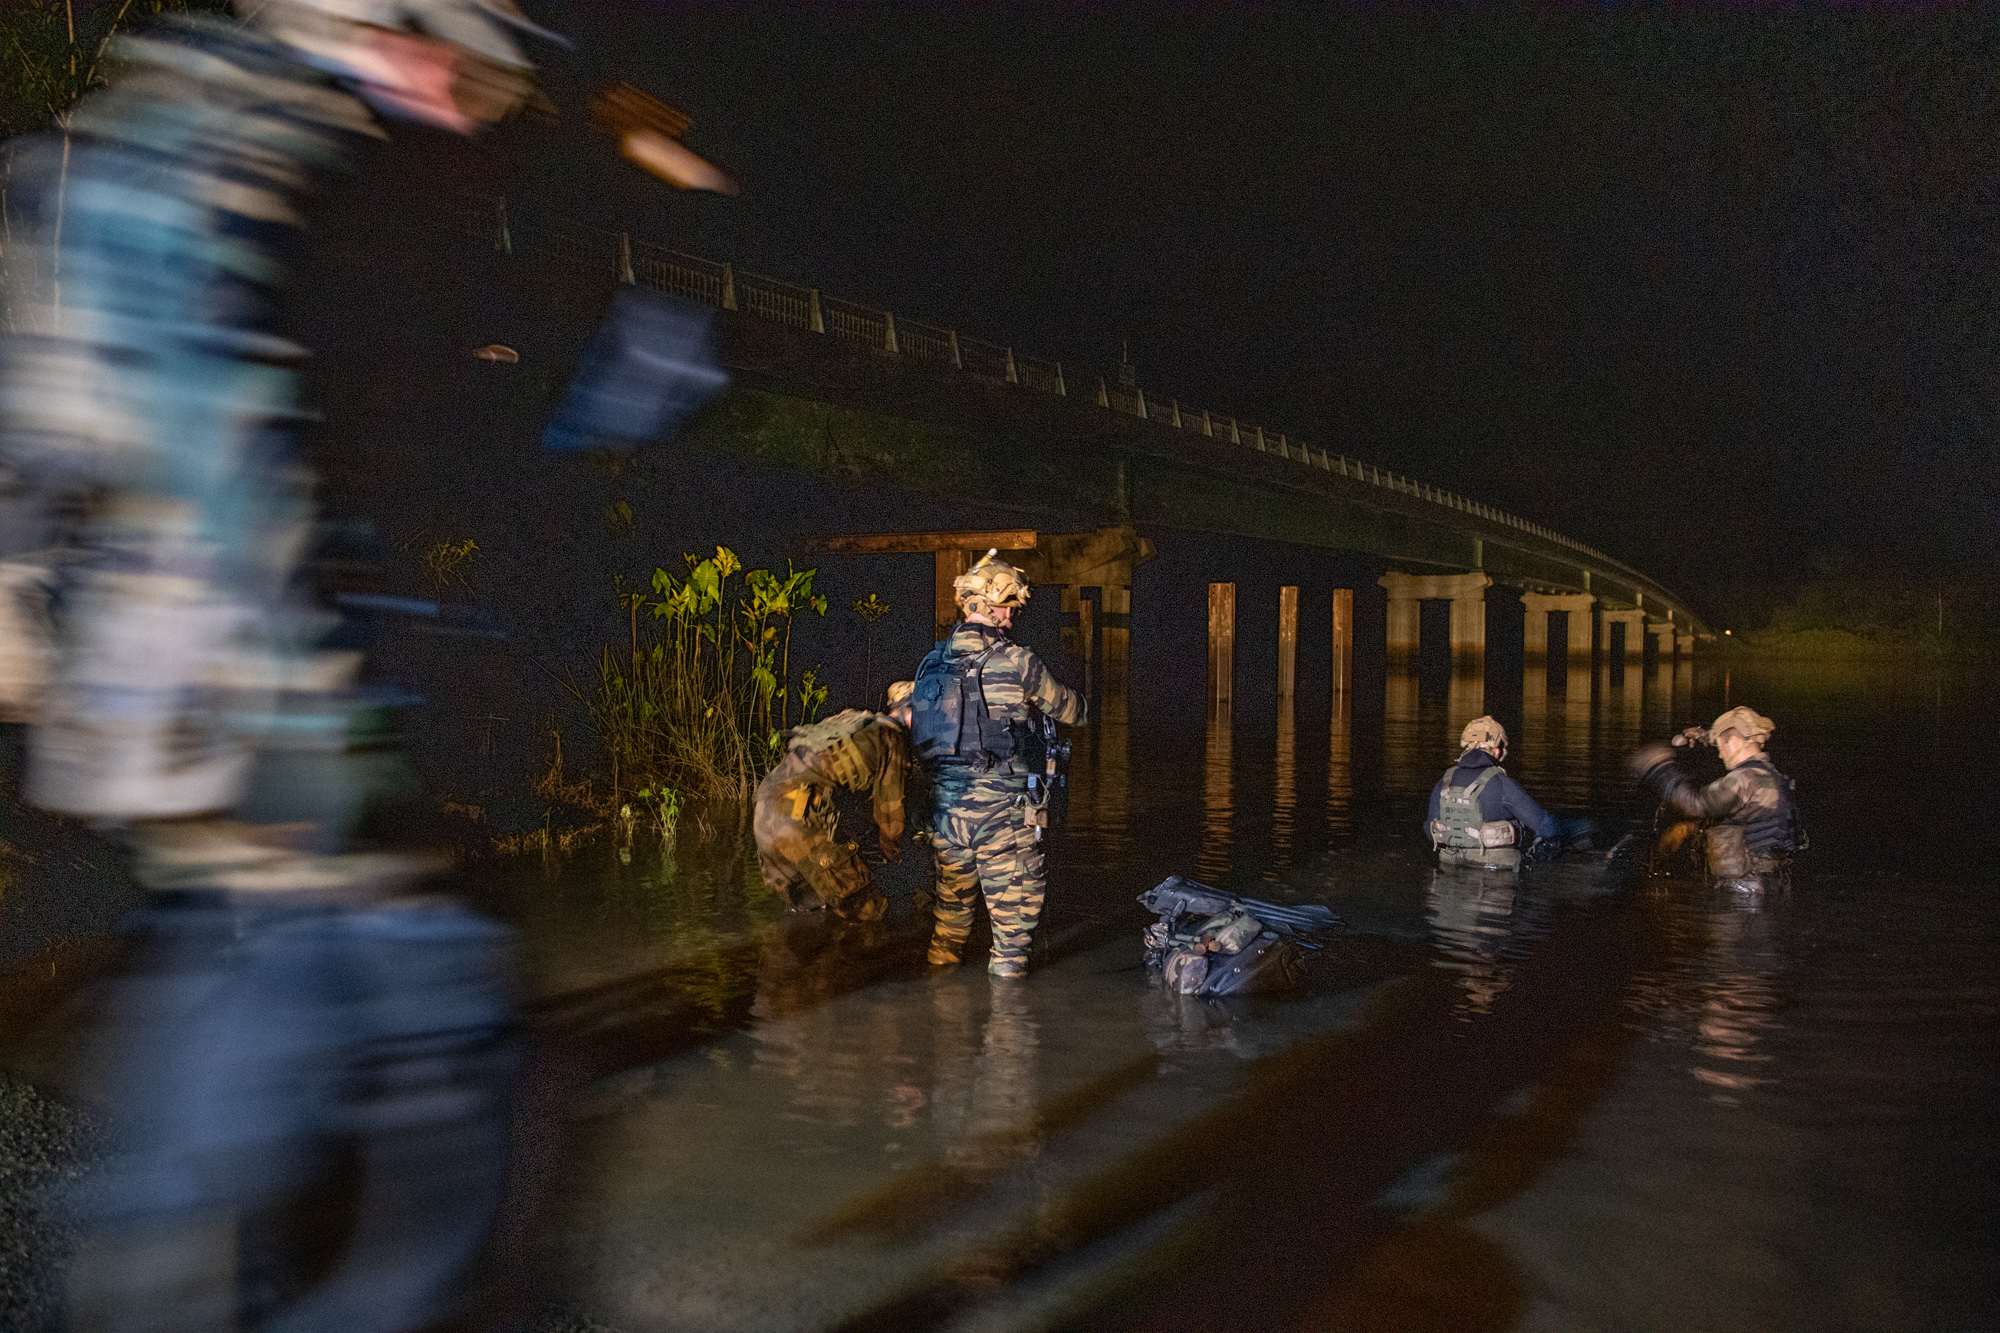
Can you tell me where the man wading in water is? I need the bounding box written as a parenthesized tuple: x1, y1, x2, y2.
(1631, 705, 1803, 886)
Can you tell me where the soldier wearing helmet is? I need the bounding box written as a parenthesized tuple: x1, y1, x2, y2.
(909, 551, 1086, 977)
(0, 5, 730, 1326)
(753, 683, 915, 921)
(1632, 706, 1801, 882)
(1427, 715, 1560, 870)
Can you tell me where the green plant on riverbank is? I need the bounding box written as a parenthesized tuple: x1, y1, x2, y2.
(583, 546, 829, 803)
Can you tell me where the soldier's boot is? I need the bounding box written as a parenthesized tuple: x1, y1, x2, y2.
(987, 957, 1027, 979)
(926, 937, 963, 966)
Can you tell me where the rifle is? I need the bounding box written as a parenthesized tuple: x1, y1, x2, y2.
(1018, 712, 1071, 843)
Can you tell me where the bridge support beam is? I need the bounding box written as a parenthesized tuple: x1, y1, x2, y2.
(1520, 591, 1596, 677)
(1676, 632, 1695, 659)
(1378, 571, 1492, 673)
(1600, 608, 1646, 667)
(1277, 586, 1299, 698)
(806, 525, 1152, 718)
(1330, 588, 1354, 701)
(1017, 526, 1153, 718)
(1647, 619, 1676, 662)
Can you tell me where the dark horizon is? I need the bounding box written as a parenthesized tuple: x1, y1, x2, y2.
(480, 5, 1998, 624)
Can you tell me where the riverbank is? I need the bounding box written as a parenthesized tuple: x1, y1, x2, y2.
(1705, 628, 1995, 664)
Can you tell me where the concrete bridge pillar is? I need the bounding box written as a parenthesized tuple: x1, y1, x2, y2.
(1330, 588, 1354, 701)
(1207, 581, 1236, 717)
(1383, 586, 1421, 674)
(1019, 526, 1154, 711)
(1520, 591, 1597, 674)
(806, 524, 1153, 714)
(1600, 608, 1646, 665)
(1675, 632, 1695, 659)
(1378, 570, 1492, 673)
(1277, 585, 1299, 698)
(1647, 620, 1676, 668)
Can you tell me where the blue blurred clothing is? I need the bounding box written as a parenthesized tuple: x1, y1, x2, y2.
(0, 17, 377, 819)
(0, 19, 524, 1332)
(1425, 749, 1558, 842)
(81, 892, 519, 1332)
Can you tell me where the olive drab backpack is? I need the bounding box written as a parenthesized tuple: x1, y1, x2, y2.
(910, 634, 1015, 769)
(1430, 765, 1517, 850)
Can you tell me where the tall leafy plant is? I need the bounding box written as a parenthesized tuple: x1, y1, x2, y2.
(583, 546, 831, 803)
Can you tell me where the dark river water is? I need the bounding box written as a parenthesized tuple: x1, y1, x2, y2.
(468, 658, 1998, 1333)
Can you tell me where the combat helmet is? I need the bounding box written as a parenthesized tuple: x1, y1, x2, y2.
(952, 550, 1031, 620)
(1709, 706, 1775, 745)
(1459, 715, 1507, 753)
(239, 0, 562, 89)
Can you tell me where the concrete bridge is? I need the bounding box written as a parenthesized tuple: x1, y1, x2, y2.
(466, 201, 1707, 722)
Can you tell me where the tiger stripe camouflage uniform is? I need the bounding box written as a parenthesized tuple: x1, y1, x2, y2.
(754, 709, 908, 919)
(924, 623, 1086, 977)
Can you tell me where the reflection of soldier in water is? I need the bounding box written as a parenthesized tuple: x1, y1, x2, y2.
(748, 913, 896, 1132)
(928, 977, 1042, 1174)
(1425, 870, 1552, 1019)
(753, 684, 913, 920)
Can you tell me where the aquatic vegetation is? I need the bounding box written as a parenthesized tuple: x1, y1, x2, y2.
(583, 545, 829, 804)
(421, 537, 480, 592)
(853, 591, 891, 705)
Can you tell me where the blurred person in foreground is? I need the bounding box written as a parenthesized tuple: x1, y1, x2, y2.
(0, 3, 729, 1329)
(1631, 706, 1802, 887)
(753, 680, 914, 922)
(1427, 715, 1560, 871)
(910, 552, 1085, 978)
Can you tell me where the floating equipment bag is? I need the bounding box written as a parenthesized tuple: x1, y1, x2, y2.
(1138, 875, 1342, 998)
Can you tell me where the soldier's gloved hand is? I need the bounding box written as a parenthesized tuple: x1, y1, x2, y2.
(1671, 726, 1711, 748)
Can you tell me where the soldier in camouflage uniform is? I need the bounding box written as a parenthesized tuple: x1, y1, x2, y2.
(1632, 705, 1801, 883)
(910, 552, 1086, 977)
(0, 6, 722, 1327)
(753, 682, 913, 920)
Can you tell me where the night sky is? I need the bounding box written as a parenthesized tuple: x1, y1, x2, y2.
(495, 6, 1998, 619)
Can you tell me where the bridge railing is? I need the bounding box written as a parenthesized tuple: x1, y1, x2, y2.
(470, 199, 1641, 577)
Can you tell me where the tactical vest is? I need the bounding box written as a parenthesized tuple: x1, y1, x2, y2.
(1430, 765, 1518, 851)
(1733, 757, 1801, 855)
(784, 710, 876, 790)
(910, 632, 1016, 770)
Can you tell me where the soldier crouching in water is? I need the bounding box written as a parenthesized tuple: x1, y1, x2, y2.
(754, 682, 915, 920)
(1428, 716, 1560, 870)
(911, 552, 1087, 978)
(1631, 705, 1802, 886)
